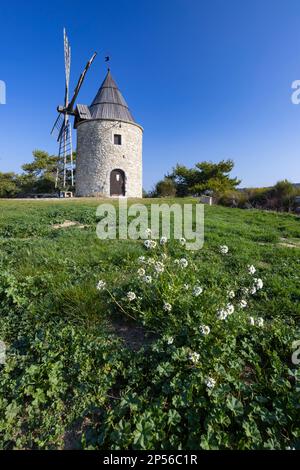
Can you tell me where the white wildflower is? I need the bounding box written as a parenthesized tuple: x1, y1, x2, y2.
(137, 268, 145, 277)
(127, 291, 136, 301)
(160, 236, 168, 245)
(144, 239, 151, 249)
(257, 317, 264, 327)
(163, 302, 172, 312)
(217, 308, 228, 320)
(138, 256, 146, 263)
(193, 285, 203, 297)
(249, 316, 255, 326)
(199, 325, 210, 335)
(143, 275, 152, 284)
(219, 245, 229, 254)
(248, 265, 256, 275)
(179, 258, 188, 268)
(145, 228, 152, 238)
(250, 286, 257, 295)
(205, 377, 216, 390)
(183, 284, 190, 290)
(189, 351, 200, 364)
(254, 278, 263, 290)
(166, 336, 174, 345)
(144, 239, 157, 250)
(154, 261, 164, 273)
(239, 299, 248, 309)
(179, 237, 186, 246)
(226, 303, 235, 315)
(228, 290, 235, 299)
(96, 280, 106, 291)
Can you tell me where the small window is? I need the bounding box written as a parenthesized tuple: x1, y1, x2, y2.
(114, 134, 122, 145)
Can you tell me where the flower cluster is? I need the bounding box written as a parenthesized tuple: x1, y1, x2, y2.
(174, 258, 189, 268)
(163, 302, 172, 312)
(205, 377, 216, 390)
(219, 245, 229, 255)
(127, 291, 136, 301)
(249, 316, 264, 327)
(96, 280, 106, 291)
(217, 303, 235, 320)
(193, 285, 203, 296)
(189, 351, 200, 364)
(96, 242, 266, 395)
(199, 324, 210, 335)
(144, 240, 157, 250)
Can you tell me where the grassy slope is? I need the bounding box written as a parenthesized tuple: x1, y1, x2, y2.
(0, 198, 299, 324)
(0, 199, 299, 449)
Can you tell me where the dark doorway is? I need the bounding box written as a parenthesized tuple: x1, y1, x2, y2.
(110, 169, 125, 196)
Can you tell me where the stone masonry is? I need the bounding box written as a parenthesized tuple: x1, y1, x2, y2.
(76, 119, 143, 197)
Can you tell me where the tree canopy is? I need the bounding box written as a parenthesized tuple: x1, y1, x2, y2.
(0, 149, 76, 197)
(167, 159, 241, 196)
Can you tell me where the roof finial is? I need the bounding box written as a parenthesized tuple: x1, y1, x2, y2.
(105, 55, 110, 71)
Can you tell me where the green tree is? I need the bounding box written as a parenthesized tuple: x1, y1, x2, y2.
(153, 178, 177, 197)
(0, 172, 19, 198)
(168, 159, 241, 196)
(21, 149, 58, 193)
(21, 149, 76, 194)
(268, 180, 297, 211)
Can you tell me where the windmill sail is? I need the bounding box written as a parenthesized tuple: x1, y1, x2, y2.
(51, 28, 96, 192)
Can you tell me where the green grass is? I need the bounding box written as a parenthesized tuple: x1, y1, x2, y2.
(0, 198, 299, 449)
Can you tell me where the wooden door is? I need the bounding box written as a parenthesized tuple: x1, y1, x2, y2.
(110, 169, 125, 196)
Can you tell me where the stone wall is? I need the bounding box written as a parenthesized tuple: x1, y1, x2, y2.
(76, 119, 143, 197)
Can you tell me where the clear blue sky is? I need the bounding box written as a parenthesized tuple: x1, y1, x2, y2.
(0, 0, 300, 190)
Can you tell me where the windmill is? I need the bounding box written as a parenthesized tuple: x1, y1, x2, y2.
(51, 28, 97, 191)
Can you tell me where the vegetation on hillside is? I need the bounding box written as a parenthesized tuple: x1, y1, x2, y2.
(1, 151, 299, 212)
(0, 150, 75, 197)
(151, 159, 240, 198)
(150, 161, 300, 212)
(0, 199, 299, 449)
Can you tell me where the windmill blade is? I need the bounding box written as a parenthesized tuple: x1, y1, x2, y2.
(57, 114, 69, 142)
(64, 28, 71, 86)
(52, 29, 75, 191)
(51, 113, 64, 135)
(63, 28, 71, 107)
(68, 52, 97, 111)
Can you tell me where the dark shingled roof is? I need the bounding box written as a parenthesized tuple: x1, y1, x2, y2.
(89, 69, 136, 123)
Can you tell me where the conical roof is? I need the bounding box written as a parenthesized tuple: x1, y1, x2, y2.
(89, 69, 136, 123)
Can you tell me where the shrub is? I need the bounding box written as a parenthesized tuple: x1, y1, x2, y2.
(152, 178, 177, 197)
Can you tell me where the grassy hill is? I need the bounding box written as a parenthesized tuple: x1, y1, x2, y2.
(0, 199, 299, 449)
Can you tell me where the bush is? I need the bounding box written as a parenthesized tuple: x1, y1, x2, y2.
(218, 181, 300, 212)
(152, 179, 177, 197)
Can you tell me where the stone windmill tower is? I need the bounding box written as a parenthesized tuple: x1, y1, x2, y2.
(75, 69, 143, 197)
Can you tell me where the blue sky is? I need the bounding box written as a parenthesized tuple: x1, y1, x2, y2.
(0, 0, 300, 190)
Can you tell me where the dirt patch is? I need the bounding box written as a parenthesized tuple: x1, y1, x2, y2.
(63, 415, 95, 450)
(52, 220, 87, 230)
(257, 261, 271, 269)
(278, 238, 300, 249)
(109, 314, 158, 351)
